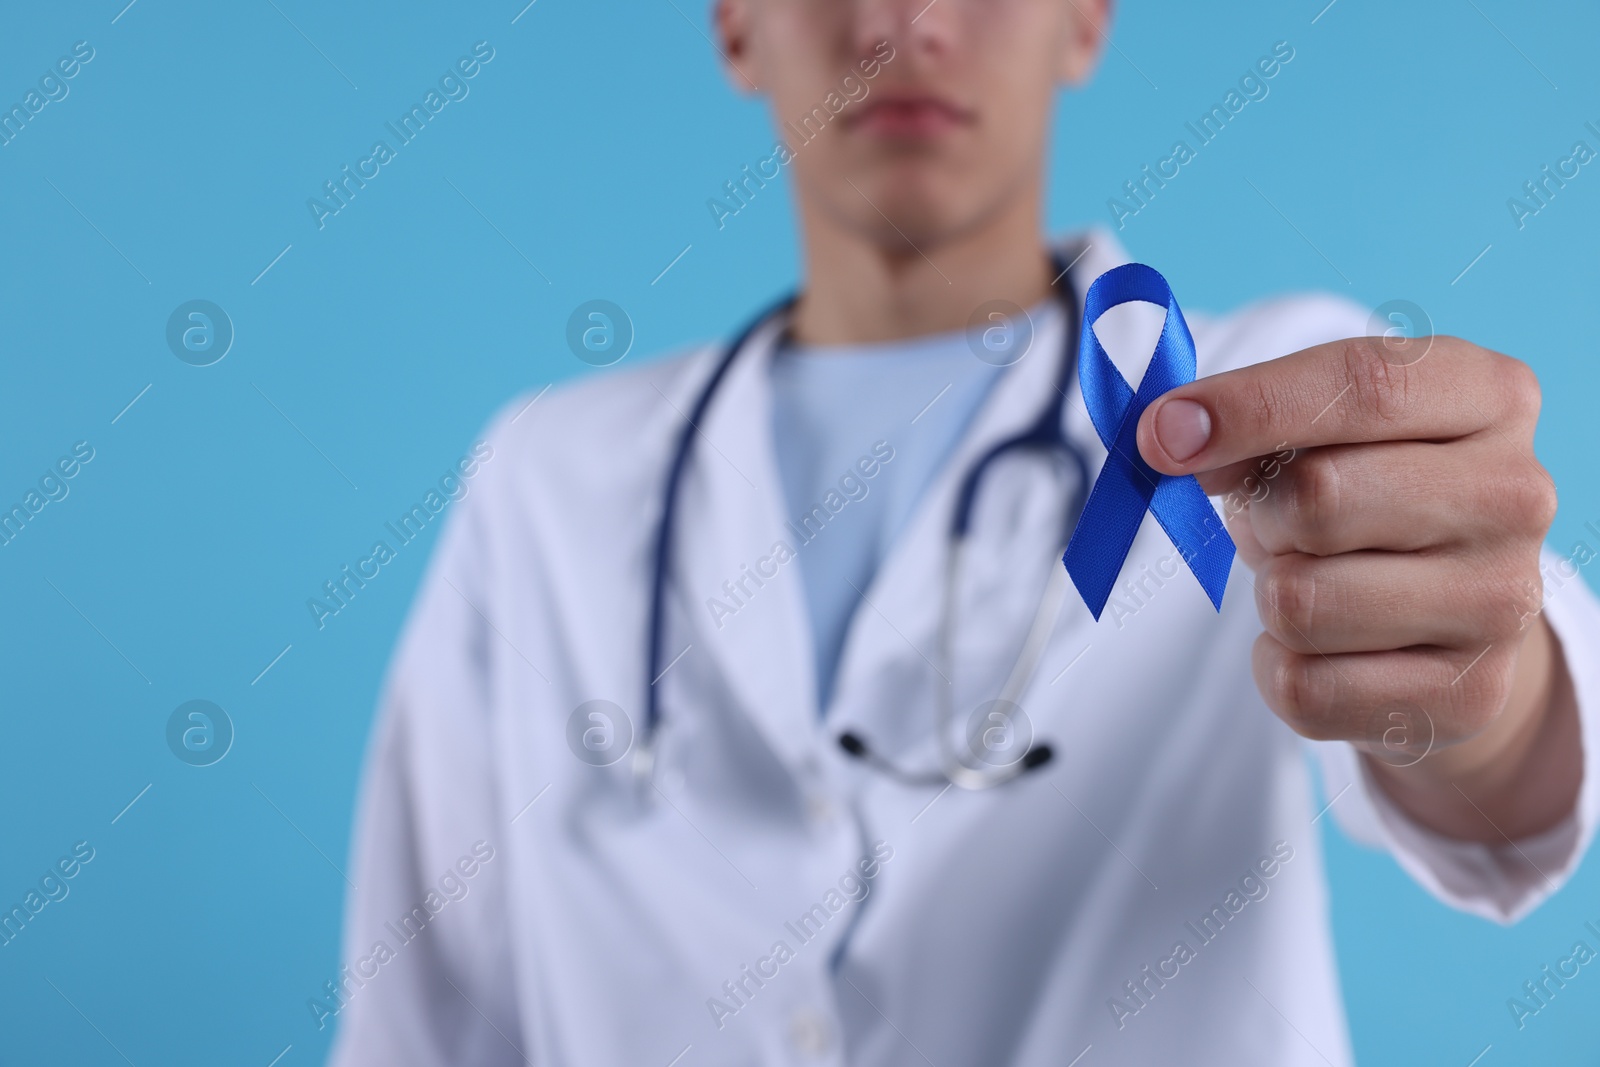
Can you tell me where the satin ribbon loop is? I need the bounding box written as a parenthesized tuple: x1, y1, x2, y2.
(1062, 263, 1234, 620)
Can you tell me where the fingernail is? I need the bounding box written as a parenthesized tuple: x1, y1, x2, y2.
(1154, 398, 1211, 462)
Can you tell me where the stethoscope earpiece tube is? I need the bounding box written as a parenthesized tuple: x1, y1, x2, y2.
(836, 731, 947, 787)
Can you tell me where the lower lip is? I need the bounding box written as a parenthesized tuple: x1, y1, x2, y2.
(853, 104, 967, 139)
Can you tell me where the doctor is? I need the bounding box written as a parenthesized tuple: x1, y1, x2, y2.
(329, 1, 1599, 1064)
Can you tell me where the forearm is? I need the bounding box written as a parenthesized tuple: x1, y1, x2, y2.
(1363, 618, 1583, 844)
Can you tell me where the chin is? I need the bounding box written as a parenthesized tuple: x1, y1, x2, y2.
(835, 165, 983, 251)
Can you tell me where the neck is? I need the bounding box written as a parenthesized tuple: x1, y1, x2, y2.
(789, 182, 1054, 346)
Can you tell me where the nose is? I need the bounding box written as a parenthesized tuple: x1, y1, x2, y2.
(851, 0, 957, 64)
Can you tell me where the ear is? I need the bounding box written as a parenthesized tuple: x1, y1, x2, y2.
(1055, 0, 1111, 86)
(714, 0, 761, 93)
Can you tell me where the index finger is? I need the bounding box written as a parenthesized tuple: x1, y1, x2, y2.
(1134, 335, 1530, 476)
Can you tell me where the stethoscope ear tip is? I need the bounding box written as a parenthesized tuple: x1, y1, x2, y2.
(837, 727, 1054, 788)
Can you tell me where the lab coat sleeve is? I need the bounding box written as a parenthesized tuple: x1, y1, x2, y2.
(326, 465, 527, 1065)
(1313, 548, 1600, 924)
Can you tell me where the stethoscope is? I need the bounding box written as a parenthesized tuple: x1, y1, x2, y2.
(637, 249, 1090, 792)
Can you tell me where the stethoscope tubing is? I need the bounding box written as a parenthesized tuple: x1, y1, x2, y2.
(642, 296, 795, 745)
(642, 250, 1089, 788)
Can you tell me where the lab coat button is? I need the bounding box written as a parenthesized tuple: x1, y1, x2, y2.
(805, 794, 836, 824)
(788, 1008, 833, 1057)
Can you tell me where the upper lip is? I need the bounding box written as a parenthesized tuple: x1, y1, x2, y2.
(846, 91, 975, 127)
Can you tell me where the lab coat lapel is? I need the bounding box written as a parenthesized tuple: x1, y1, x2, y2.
(826, 233, 1135, 760)
(822, 305, 1072, 760)
(668, 316, 823, 772)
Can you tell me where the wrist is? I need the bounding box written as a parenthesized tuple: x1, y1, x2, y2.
(1362, 619, 1581, 843)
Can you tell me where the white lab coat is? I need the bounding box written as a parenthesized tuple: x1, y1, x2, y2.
(326, 232, 1600, 1067)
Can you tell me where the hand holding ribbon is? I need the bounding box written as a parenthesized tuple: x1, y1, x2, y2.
(1111, 282, 1574, 846)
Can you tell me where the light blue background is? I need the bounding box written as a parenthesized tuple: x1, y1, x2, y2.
(2, 0, 1597, 1063)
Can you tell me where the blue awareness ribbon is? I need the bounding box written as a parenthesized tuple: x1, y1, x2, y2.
(1062, 263, 1234, 620)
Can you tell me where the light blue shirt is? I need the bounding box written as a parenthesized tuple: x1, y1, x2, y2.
(769, 301, 1059, 711)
